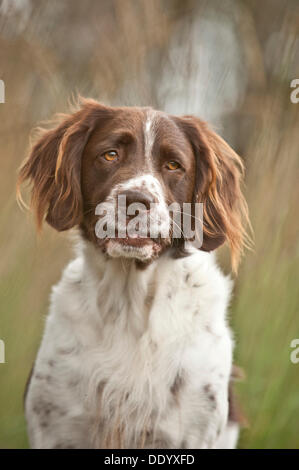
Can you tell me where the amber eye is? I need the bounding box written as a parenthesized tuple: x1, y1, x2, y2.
(102, 150, 118, 161)
(166, 161, 180, 170)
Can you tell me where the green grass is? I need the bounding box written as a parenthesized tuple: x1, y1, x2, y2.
(233, 257, 299, 449)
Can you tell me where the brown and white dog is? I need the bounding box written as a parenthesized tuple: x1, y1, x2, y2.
(18, 98, 248, 449)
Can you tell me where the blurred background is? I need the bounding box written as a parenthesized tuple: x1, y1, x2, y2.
(0, 0, 298, 449)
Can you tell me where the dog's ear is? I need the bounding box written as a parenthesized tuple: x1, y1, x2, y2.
(175, 116, 249, 272)
(17, 99, 110, 231)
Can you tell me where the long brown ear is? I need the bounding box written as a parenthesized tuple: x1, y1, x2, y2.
(175, 116, 250, 272)
(17, 98, 110, 231)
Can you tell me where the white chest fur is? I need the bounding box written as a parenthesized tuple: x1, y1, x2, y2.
(25, 241, 234, 449)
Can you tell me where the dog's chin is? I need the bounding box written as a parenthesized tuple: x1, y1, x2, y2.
(104, 237, 162, 261)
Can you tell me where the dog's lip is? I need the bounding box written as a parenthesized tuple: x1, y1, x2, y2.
(107, 236, 159, 248)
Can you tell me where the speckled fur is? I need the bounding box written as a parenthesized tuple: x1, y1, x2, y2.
(25, 240, 237, 449)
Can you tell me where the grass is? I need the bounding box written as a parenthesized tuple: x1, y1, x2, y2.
(230, 97, 299, 449)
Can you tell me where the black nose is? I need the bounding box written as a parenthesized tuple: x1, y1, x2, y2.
(121, 190, 154, 211)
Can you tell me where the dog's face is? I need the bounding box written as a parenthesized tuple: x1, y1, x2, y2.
(80, 107, 196, 262)
(18, 99, 248, 270)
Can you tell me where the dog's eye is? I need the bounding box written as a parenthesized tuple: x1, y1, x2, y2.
(166, 161, 180, 171)
(102, 150, 118, 161)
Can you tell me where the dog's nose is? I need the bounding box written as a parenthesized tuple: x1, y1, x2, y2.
(121, 190, 154, 211)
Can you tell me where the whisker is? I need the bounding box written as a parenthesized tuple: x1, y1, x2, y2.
(170, 209, 203, 224)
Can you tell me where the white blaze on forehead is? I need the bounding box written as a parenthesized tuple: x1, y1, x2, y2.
(111, 174, 164, 203)
(143, 109, 159, 163)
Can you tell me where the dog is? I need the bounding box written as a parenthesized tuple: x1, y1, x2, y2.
(18, 98, 248, 449)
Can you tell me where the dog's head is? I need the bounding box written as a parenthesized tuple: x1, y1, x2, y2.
(17, 98, 248, 271)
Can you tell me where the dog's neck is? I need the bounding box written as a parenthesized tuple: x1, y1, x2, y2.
(79, 239, 161, 336)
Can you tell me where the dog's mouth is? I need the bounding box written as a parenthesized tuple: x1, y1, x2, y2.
(111, 234, 158, 247)
(94, 200, 173, 260)
(102, 237, 162, 261)
(105, 233, 162, 249)
(100, 231, 166, 261)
